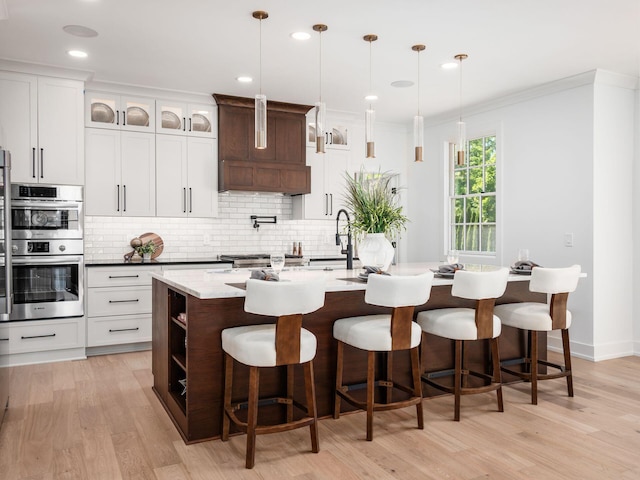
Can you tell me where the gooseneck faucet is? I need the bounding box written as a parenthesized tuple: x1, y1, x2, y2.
(335, 209, 353, 270)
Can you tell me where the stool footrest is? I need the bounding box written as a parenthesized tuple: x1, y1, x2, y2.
(232, 396, 292, 412)
(337, 383, 422, 412)
(422, 373, 502, 396)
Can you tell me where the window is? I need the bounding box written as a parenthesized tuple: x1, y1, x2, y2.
(450, 134, 496, 254)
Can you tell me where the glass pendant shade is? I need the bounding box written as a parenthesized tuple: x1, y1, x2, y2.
(414, 115, 424, 162)
(365, 108, 375, 158)
(255, 93, 267, 149)
(314, 101, 326, 154)
(457, 120, 466, 165)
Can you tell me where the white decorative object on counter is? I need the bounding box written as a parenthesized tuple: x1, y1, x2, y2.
(357, 233, 395, 271)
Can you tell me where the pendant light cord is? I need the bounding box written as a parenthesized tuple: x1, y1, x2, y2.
(368, 39, 373, 109)
(417, 50, 421, 116)
(259, 18, 263, 96)
(319, 29, 323, 102)
(458, 56, 463, 123)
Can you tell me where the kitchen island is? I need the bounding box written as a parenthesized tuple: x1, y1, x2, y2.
(150, 264, 545, 443)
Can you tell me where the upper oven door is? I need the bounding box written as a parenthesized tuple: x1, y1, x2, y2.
(11, 200, 83, 239)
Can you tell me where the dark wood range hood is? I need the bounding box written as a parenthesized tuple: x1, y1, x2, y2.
(213, 94, 312, 195)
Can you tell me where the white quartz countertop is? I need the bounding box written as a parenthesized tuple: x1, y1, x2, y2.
(150, 262, 532, 300)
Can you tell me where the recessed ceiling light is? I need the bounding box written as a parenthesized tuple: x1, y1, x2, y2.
(63, 24, 98, 38)
(364, 94, 378, 101)
(291, 31, 311, 40)
(67, 50, 88, 58)
(441, 62, 458, 70)
(391, 80, 414, 88)
(236, 76, 253, 83)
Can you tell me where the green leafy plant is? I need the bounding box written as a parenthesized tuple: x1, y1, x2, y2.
(136, 240, 156, 255)
(343, 169, 408, 241)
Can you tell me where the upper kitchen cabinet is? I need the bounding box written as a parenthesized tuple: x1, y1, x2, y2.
(155, 100, 217, 138)
(0, 72, 84, 185)
(306, 114, 351, 151)
(85, 129, 156, 216)
(213, 94, 311, 194)
(85, 91, 155, 133)
(156, 135, 218, 218)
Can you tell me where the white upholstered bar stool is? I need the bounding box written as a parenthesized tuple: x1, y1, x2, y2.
(493, 265, 581, 405)
(221, 277, 325, 469)
(333, 272, 434, 441)
(416, 268, 509, 421)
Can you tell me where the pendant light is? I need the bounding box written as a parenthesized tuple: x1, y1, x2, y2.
(412, 44, 426, 163)
(313, 24, 328, 154)
(455, 53, 468, 165)
(363, 34, 378, 159)
(253, 10, 268, 150)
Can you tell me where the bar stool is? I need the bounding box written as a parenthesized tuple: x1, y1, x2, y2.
(333, 272, 434, 441)
(494, 265, 581, 405)
(416, 268, 509, 421)
(221, 277, 325, 469)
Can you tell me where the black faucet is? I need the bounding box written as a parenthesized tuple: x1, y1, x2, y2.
(335, 209, 353, 270)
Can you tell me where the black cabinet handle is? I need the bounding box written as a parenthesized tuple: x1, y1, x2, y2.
(108, 274, 139, 279)
(40, 148, 44, 178)
(329, 193, 333, 216)
(122, 110, 126, 126)
(189, 188, 192, 213)
(116, 110, 120, 125)
(21, 333, 56, 340)
(183, 188, 186, 213)
(123, 185, 127, 212)
(109, 327, 139, 333)
(329, 132, 333, 144)
(183, 117, 186, 131)
(188, 117, 192, 132)
(32, 147, 36, 178)
(324, 194, 328, 216)
(108, 299, 140, 303)
(116, 185, 120, 212)
(0, 338, 8, 341)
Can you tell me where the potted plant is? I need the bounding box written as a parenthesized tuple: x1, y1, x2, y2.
(343, 169, 408, 271)
(136, 240, 156, 261)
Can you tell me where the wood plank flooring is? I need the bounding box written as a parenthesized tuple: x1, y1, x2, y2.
(1, 351, 639, 479)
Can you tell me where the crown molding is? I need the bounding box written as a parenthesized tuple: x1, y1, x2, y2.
(0, 58, 92, 81)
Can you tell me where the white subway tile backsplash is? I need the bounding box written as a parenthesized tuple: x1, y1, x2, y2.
(84, 192, 344, 261)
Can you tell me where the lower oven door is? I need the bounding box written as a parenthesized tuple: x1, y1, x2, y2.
(9, 255, 84, 321)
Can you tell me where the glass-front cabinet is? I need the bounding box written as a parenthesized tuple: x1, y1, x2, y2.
(306, 111, 350, 150)
(85, 92, 155, 133)
(155, 100, 217, 138)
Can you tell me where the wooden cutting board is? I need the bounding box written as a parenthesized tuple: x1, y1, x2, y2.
(129, 232, 164, 259)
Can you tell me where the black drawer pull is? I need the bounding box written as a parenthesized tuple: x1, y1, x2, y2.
(0, 338, 8, 341)
(21, 333, 56, 340)
(108, 275, 140, 279)
(108, 299, 140, 303)
(109, 327, 139, 333)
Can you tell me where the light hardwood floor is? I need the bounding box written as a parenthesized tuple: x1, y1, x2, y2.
(1, 351, 639, 479)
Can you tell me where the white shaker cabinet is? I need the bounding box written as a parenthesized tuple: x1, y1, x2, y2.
(292, 147, 349, 220)
(85, 91, 155, 133)
(0, 72, 84, 185)
(155, 100, 217, 138)
(156, 135, 218, 217)
(85, 128, 156, 216)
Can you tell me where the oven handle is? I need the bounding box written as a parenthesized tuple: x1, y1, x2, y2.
(12, 256, 83, 265)
(11, 200, 81, 209)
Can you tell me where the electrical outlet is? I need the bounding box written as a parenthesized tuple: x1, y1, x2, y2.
(564, 233, 574, 247)
(203, 233, 211, 246)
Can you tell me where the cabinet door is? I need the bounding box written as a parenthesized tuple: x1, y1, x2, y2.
(120, 132, 156, 217)
(37, 77, 84, 185)
(324, 149, 350, 218)
(121, 96, 155, 132)
(274, 112, 305, 164)
(0, 72, 38, 183)
(187, 137, 217, 217)
(156, 100, 186, 135)
(186, 104, 216, 138)
(85, 129, 121, 215)
(301, 147, 328, 219)
(85, 91, 120, 130)
(156, 134, 188, 217)
(218, 105, 250, 161)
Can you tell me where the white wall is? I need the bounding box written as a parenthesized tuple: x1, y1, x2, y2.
(633, 81, 640, 355)
(407, 70, 639, 361)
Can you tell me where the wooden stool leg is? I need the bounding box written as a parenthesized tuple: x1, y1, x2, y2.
(334, 341, 344, 419)
(222, 353, 233, 441)
(386, 351, 393, 404)
(454, 340, 462, 421)
(304, 361, 319, 453)
(410, 346, 424, 429)
(287, 364, 294, 423)
(530, 331, 538, 405)
(562, 329, 574, 397)
(366, 350, 375, 441)
(245, 366, 260, 469)
(491, 337, 504, 412)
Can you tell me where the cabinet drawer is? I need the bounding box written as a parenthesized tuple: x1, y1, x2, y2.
(87, 314, 151, 347)
(87, 286, 152, 317)
(9, 319, 83, 354)
(87, 266, 160, 287)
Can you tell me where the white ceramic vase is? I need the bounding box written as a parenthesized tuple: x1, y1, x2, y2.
(357, 233, 395, 271)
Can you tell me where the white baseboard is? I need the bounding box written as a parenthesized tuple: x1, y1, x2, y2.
(547, 335, 635, 362)
(8, 347, 86, 367)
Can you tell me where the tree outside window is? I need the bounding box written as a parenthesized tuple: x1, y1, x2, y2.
(450, 135, 496, 253)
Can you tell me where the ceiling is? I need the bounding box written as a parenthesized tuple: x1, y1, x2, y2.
(0, 0, 638, 124)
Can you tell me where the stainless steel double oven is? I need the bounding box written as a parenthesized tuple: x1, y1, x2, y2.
(1, 184, 84, 321)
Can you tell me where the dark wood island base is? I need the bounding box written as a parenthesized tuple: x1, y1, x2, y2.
(151, 278, 545, 444)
